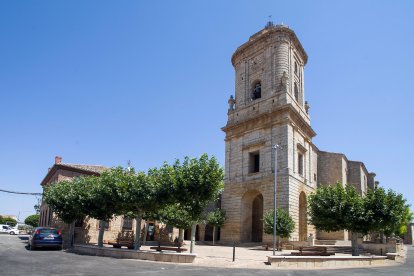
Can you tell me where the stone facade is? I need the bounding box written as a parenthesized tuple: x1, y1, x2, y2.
(221, 24, 317, 243)
(221, 23, 376, 243)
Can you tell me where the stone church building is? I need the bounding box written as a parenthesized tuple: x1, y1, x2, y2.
(39, 23, 377, 245)
(220, 23, 376, 243)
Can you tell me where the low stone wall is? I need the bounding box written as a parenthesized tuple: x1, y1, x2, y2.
(361, 242, 403, 255)
(267, 255, 388, 268)
(72, 244, 197, 263)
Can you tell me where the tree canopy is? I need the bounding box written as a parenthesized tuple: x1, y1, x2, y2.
(170, 154, 224, 252)
(206, 209, 226, 229)
(0, 216, 17, 227)
(364, 187, 412, 236)
(42, 154, 223, 251)
(308, 183, 412, 255)
(44, 179, 86, 224)
(206, 208, 226, 245)
(24, 214, 40, 227)
(308, 184, 370, 234)
(172, 154, 224, 222)
(157, 204, 194, 230)
(263, 208, 295, 239)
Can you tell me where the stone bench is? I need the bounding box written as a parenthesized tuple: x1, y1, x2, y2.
(150, 242, 186, 253)
(291, 246, 334, 256)
(107, 238, 134, 249)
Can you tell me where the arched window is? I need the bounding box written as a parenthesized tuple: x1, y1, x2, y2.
(252, 81, 261, 100)
(294, 82, 299, 102)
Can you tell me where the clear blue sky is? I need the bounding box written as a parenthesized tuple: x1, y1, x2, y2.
(1, 1, 413, 221)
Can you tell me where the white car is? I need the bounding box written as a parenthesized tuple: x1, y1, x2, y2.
(0, 224, 19, 235)
(7, 227, 19, 235)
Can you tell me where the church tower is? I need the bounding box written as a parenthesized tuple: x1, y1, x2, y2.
(221, 23, 318, 242)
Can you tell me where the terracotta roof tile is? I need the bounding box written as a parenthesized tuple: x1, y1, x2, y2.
(60, 163, 109, 174)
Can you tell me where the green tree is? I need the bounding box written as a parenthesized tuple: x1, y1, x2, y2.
(308, 184, 370, 256)
(80, 169, 123, 247)
(171, 154, 224, 253)
(24, 214, 40, 227)
(365, 187, 413, 240)
(263, 208, 295, 249)
(396, 205, 413, 237)
(0, 216, 17, 227)
(44, 178, 87, 247)
(116, 166, 172, 250)
(206, 209, 226, 245)
(156, 203, 194, 243)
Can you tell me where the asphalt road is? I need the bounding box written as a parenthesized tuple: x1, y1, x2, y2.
(0, 234, 413, 276)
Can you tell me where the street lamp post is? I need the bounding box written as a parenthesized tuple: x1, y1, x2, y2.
(272, 144, 280, 256)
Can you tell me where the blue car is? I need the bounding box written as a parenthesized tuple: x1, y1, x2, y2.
(28, 227, 63, 250)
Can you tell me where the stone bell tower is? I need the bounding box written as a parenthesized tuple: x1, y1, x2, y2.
(221, 23, 318, 243)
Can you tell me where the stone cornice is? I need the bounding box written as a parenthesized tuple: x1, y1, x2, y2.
(222, 104, 316, 140)
(231, 25, 308, 66)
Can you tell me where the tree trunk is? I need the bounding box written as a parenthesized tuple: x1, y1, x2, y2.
(178, 229, 184, 243)
(276, 236, 280, 251)
(380, 232, 385, 244)
(134, 213, 142, 250)
(98, 220, 105, 247)
(278, 236, 281, 251)
(212, 226, 216, 245)
(142, 221, 148, 245)
(69, 221, 75, 248)
(351, 232, 359, 256)
(190, 224, 196, 253)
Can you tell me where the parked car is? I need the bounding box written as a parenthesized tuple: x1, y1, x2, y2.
(7, 227, 20, 235)
(0, 224, 19, 234)
(0, 224, 11, 233)
(28, 227, 63, 250)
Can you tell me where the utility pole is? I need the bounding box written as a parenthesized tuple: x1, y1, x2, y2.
(272, 144, 280, 256)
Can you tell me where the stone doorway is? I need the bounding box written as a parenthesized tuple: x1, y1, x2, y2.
(241, 190, 263, 242)
(299, 192, 308, 241)
(184, 225, 200, 241)
(252, 194, 263, 242)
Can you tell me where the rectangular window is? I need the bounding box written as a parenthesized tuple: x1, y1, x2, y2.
(298, 153, 304, 176)
(249, 151, 260, 173)
(122, 217, 133, 230)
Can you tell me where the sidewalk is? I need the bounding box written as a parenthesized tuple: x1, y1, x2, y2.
(136, 242, 402, 269)
(138, 243, 287, 269)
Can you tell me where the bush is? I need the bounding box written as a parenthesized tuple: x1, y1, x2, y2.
(0, 216, 17, 227)
(24, 214, 40, 227)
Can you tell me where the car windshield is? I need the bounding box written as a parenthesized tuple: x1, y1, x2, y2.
(39, 229, 59, 235)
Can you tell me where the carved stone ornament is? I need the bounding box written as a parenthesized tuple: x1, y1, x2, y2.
(305, 101, 310, 114)
(228, 95, 236, 111)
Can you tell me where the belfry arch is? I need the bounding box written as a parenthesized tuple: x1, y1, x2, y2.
(241, 190, 263, 242)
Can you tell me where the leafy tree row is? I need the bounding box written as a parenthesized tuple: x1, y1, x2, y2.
(44, 154, 224, 253)
(24, 214, 40, 227)
(308, 184, 412, 256)
(0, 216, 17, 227)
